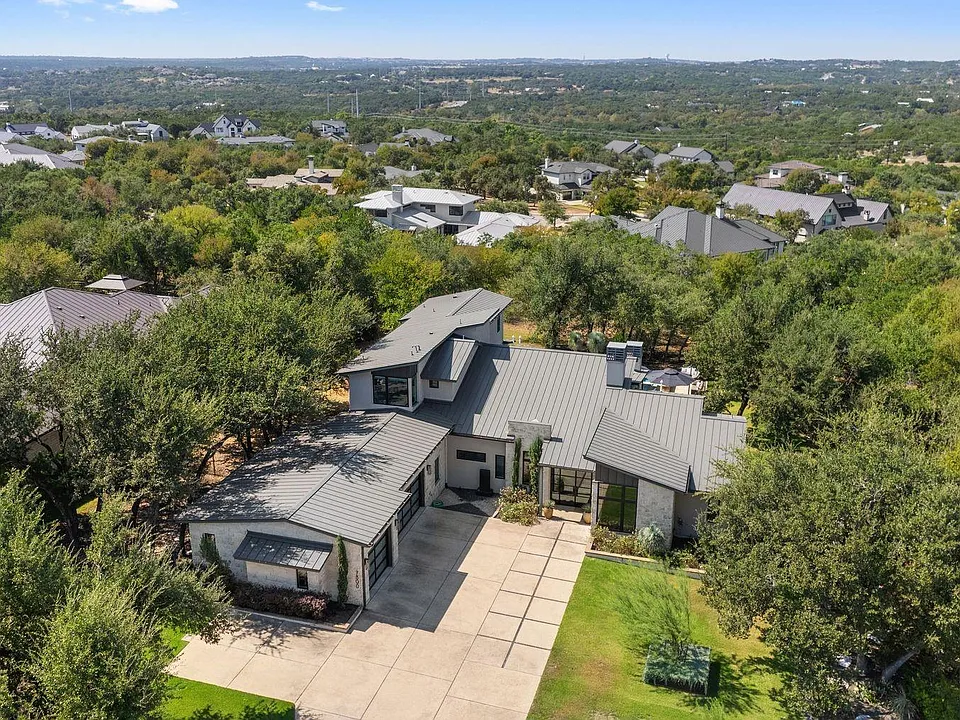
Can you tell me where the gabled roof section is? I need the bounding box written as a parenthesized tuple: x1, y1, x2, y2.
(723, 183, 835, 223)
(358, 187, 482, 207)
(543, 161, 615, 175)
(634, 207, 784, 257)
(416, 344, 745, 491)
(0, 287, 176, 367)
(86, 274, 146, 292)
(183, 411, 451, 545)
(585, 409, 691, 492)
(341, 289, 511, 375)
(421, 338, 477, 382)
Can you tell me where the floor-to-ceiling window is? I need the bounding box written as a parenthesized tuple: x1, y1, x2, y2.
(596, 474, 639, 533)
(549, 467, 593, 507)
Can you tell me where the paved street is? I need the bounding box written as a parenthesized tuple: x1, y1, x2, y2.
(170, 507, 591, 719)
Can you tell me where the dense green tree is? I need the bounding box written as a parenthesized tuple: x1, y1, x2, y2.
(783, 168, 823, 194)
(700, 408, 960, 716)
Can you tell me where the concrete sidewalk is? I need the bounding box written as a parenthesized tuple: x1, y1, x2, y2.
(170, 507, 591, 720)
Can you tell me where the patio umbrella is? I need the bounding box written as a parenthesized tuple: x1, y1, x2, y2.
(644, 368, 695, 388)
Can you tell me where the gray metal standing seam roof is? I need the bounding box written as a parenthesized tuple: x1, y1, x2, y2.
(632, 207, 784, 257)
(339, 289, 511, 374)
(723, 183, 836, 223)
(182, 411, 451, 545)
(416, 344, 745, 492)
(584, 409, 692, 492)
(234, 531, 332, 571)
(421, 338, 477, 382)
(0, 287, 177, 366)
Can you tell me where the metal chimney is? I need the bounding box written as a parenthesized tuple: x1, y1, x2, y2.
(715, 202, 725, 220)
(391, 184, 404, 204)
(606, 342, 628, 388)
(307, 155, 315, 174)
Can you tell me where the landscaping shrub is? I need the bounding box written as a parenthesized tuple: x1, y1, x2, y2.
(637, 525, 668, 559)
(230, 581, 330, 623)
(498, 487, 539, 525)
(908, 669, 960, 720)
(643, 640, 711, 695)
(591, 524, 671, 559)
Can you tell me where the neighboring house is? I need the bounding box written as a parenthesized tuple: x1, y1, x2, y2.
(384, 165, 426, 180)
(190, 114, 261, 139)
(356, 185, 537, 243)
(604, 139, 655, 158)
(541, 159, 616, 200)
(0, 102, 12, 115)
(121, 120, 169, 142)
(72, 123, 117, 140)
(181, 288, 745, 601)
(246, 157, 343, 194)
(218, 135, 294, 147)
(652, 144, 734, 175)
(453, 212, 539, 246)
(0, 282, 176, 369)
(0, 143, 82, 170)
(723, 183, 891, 238)
(629, 205, 787, 259)
(58, 149, 87, 165)
(311, 119, 348, 140)
(0, 131, 25, 143)
(754, 160, 855, 189)
(393, 127, 454, 145)
(4, 123, 67, 142)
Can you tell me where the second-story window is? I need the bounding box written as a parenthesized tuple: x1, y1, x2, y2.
(449, 205, 463, 216)
(373, 374, 410, 406)
(421, 204, 436, 213)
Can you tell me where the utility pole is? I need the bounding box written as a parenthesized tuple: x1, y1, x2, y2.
(327, 93, 330, 114)
(418, 75, 422, 111)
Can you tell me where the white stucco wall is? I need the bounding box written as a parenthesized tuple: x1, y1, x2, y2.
(456, 313, 504, 345)
(187, 519, 365, 605)
(345, 359, 425, 412)
(445, 435, 509, 491)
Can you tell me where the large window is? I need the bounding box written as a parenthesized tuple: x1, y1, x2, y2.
(296, 569, 309, 590)
(449, 205, 463, 216)
(550, 468, 593, 507)
(456, 449, 486, 463)
(495, 455, 506, 480)
(373, 374, 410, 407)
(597, 478, 639, 533)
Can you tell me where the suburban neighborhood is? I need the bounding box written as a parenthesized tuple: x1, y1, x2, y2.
(1, 11, 960, 720)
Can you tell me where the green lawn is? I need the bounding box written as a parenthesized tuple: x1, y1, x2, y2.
(529, 558, 786, 720)
(162, 630, 295, 720)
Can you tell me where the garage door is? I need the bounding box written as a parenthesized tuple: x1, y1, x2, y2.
(369, 529, 391, 588)
(397, 470, 425, 535)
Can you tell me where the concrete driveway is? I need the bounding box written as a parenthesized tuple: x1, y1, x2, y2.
(170, 507, 590, 720)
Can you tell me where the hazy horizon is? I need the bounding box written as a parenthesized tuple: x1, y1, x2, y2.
(8, 0, 960, 62)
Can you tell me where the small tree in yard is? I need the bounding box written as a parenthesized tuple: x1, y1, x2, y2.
(336, 535, 349, 606)
(527, 436, 543, 494)
(512, 438, 521, 488)
(539, 196, 567, 227)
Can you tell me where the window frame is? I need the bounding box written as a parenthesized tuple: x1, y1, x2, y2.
(495, 455, 506, 480)
(373, 373, 410, 407)
(456, 449, 487, 463)
(549, 467, 593, 507)
(296, 569, 309, 590)
(596, 477, 639, 533)
(428, 379, 440, 389)
(448, 205, 464, 217)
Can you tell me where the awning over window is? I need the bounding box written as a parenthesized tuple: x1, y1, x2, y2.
(233, 531, 332, 571)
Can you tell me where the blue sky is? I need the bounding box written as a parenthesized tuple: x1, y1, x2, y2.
(7, 0, 960, 61)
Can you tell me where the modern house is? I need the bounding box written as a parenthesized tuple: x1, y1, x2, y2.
(754, 160, 854, 190)
(311, 119, 349, 140)
(590, 205, 786, 259)
(4, 123, 67, 142)
(181, 288, 746, 603)
(652, 144, 734, 175)
(604, 139, 655, 158)
(356, 185, 538, 243)
(383, 165, 427, 181)
(393, 127, 454, 145)
(541, 159, 616, 200)
(190, 115, 262, 139)
(246, 156, 343, 193)
(72, 123, 117, 140)
(0, 143, 82, 170)
(723, 183, 891, 238)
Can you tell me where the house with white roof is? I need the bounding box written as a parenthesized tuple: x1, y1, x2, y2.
(356, 185, 538, 243)
(393, 127, 454, 145)
(121, 120, 169, 142)
(181, 288, 746, 602)
(4, 123, 67, 142)
(0, 143, 82, 170)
